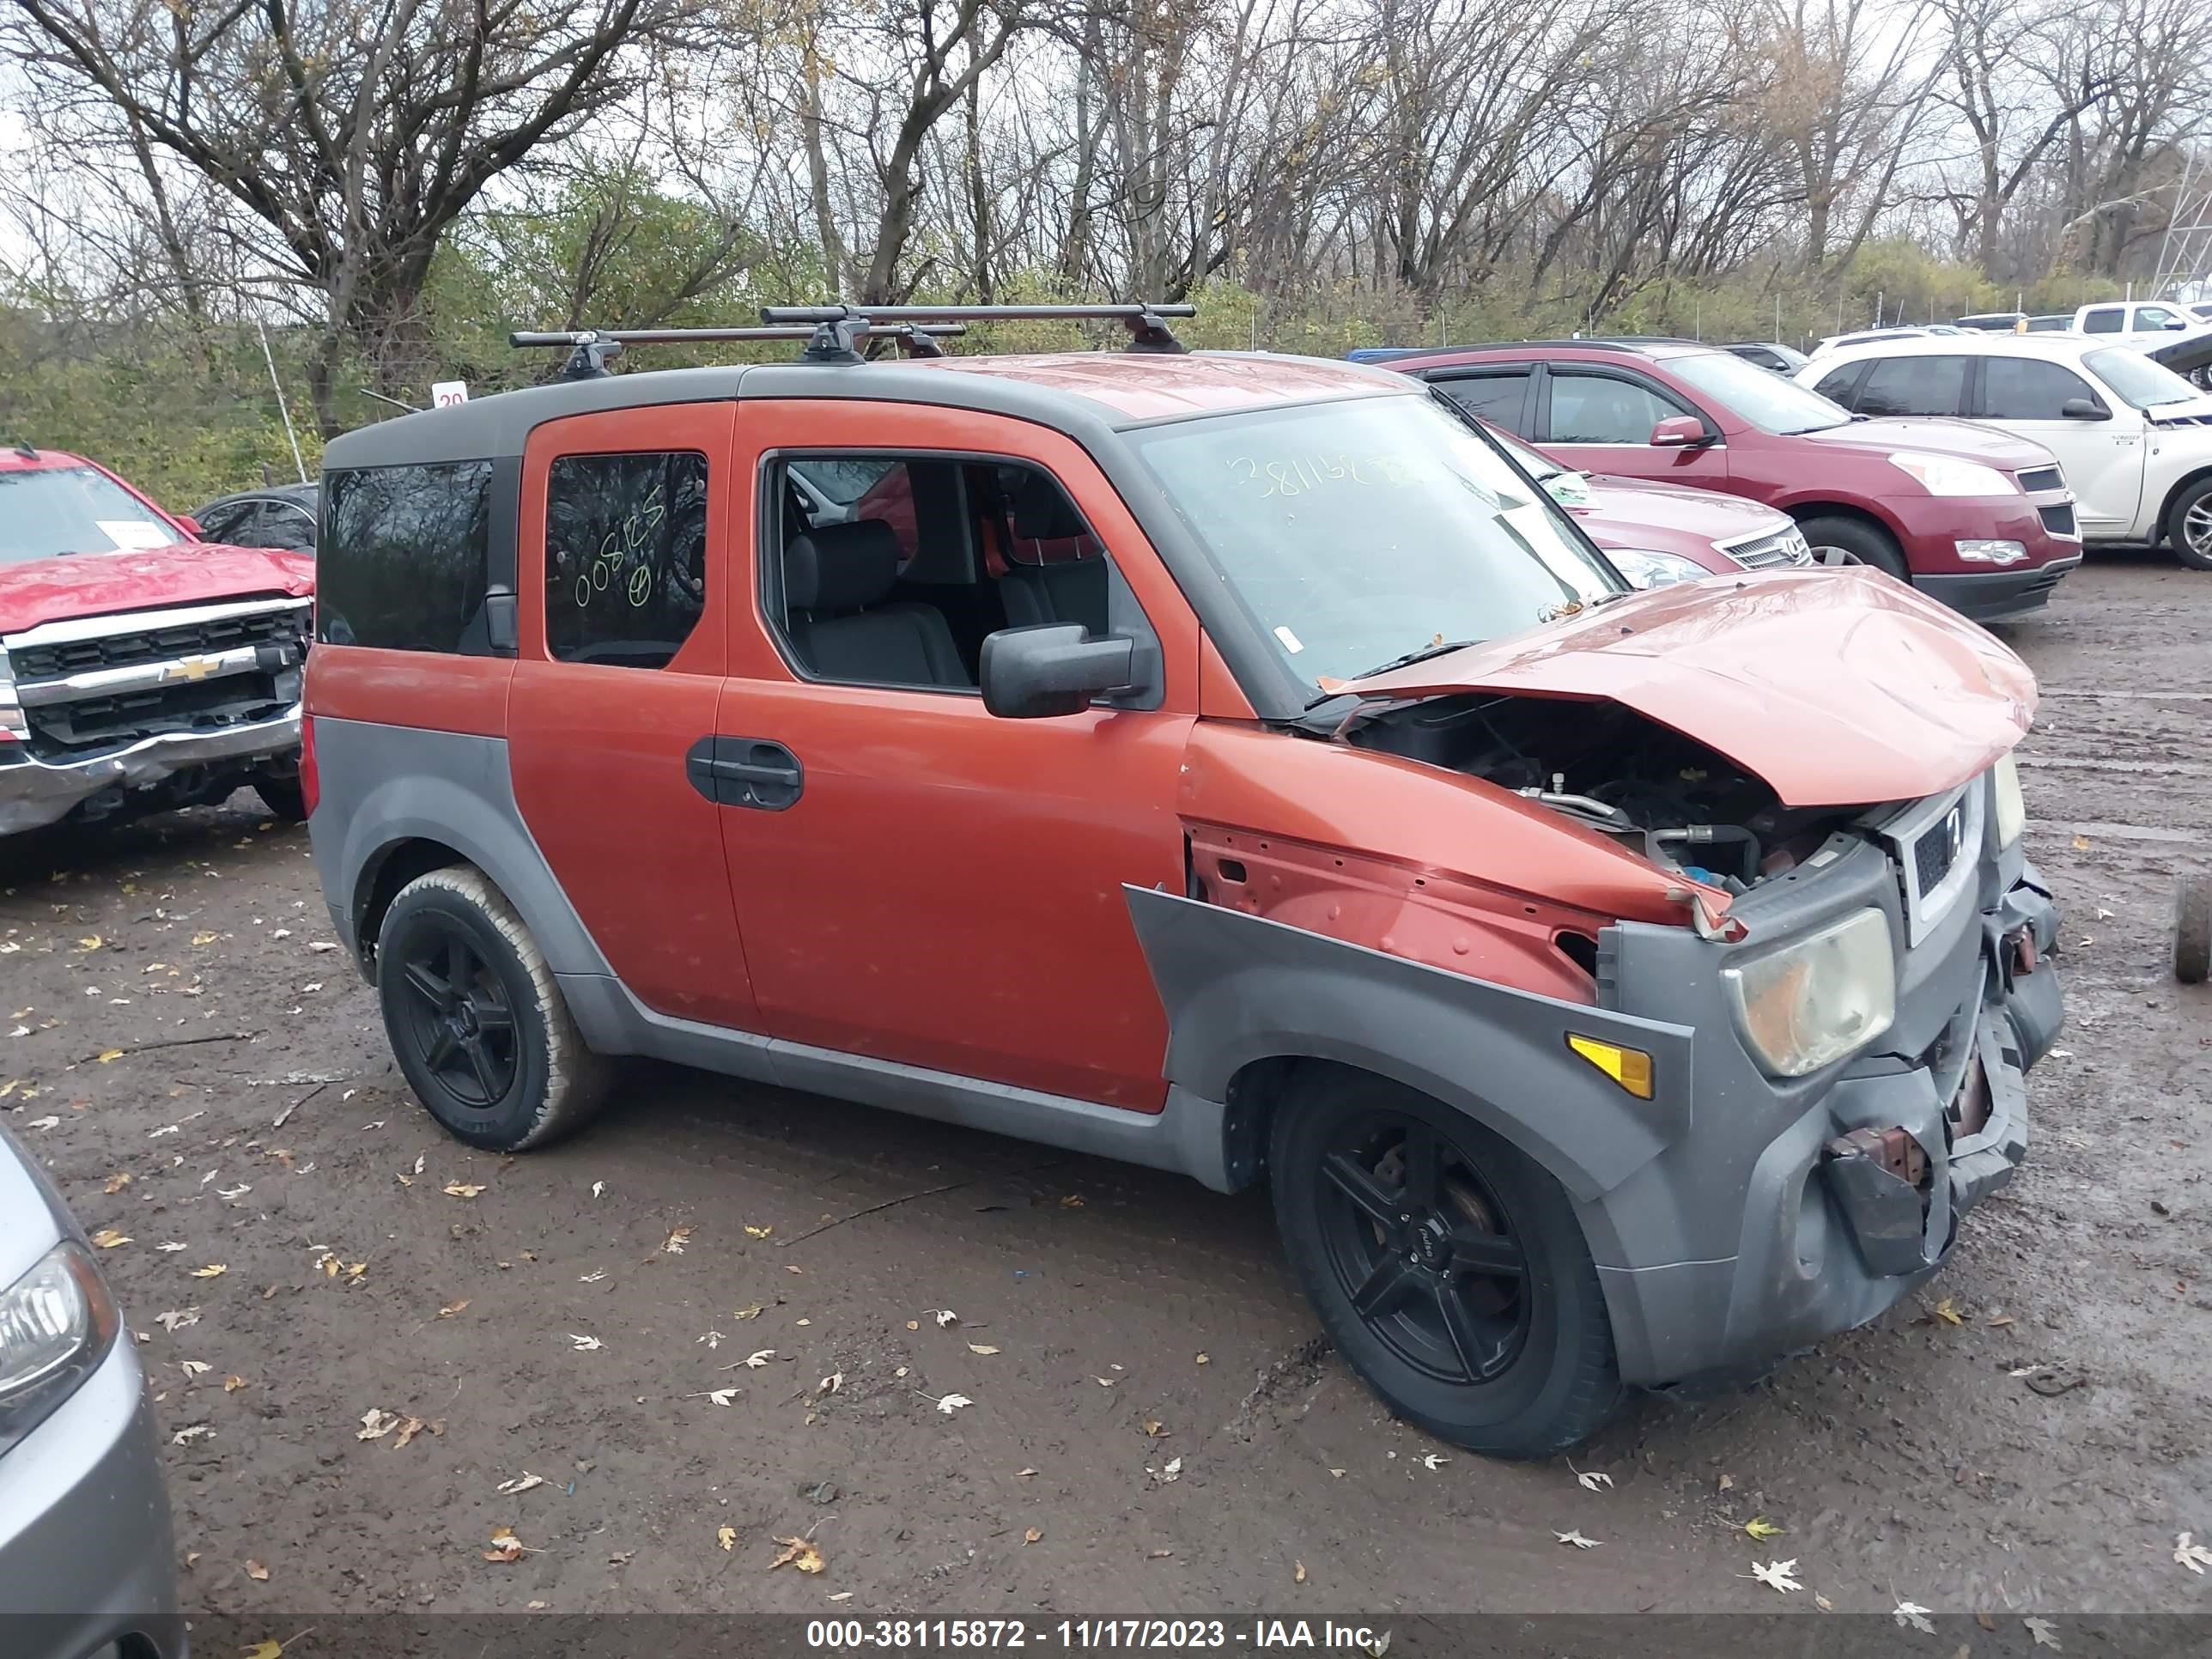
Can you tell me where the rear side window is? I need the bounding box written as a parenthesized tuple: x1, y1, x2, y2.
(1982, 358, 2095, 420)
(1854, 356, 1969, 417)
(1430, 372, 1530, 432)
(318, 463, 492, 651)
(544, 452, 708, 669)
(2080, 308, 2123, 334)
(1812, 363, 1866, 407)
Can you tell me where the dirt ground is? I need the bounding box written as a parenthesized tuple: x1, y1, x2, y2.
(3, 555, 2208, 1623)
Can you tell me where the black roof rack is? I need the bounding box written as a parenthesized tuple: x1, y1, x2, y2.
(508, 321, 969, 380)
(759, 302, 1195, 363)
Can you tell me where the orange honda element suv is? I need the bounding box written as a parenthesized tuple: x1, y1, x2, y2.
(306, 305, 2063, 1457)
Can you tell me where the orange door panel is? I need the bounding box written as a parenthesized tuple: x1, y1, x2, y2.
(506, 404, 757, 1029)
(715, 400, 1199, 1109)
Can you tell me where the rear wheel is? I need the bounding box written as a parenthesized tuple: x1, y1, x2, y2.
(1268, 1070, 1626, 1458)
(2176, 877, 2212, 985)
(1798, 514, 1909, 580)
(377, 866, 610, 1151)
(2165, 477, 2212, 572)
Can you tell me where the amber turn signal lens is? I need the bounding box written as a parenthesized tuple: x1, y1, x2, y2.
(1566, 1034, 1655, 1099)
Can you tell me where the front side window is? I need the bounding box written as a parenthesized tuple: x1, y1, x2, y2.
(2136, 307, 2181, 330)
(0, 465, 177, 564)
(544, 452, 708, 669)
(318, 462, 493, 651)
(1855, 355, 1970, 418)
(257, 502, 318, 555)
(1546, 372, 1689, 444)
(2084, 348, 2203, 410)
(1127, 393, 1621, 697)
(1669, 349, 1852, 434)
(1981, 358, 2096, 421)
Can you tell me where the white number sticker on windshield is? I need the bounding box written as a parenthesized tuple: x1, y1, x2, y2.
(97, 520, 173, 550)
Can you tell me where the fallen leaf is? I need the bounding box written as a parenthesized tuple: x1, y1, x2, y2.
(817, 1371, 843, 1395)
(155, 1308, 200, 1332)
(937, 1393, 973, 1413)
(171, 1425, 213, 1444)
(1149, 1548, 1173, 1559)
(662, 1225, 692, 1255)
(483, 1527, 526, 1563)
(717, 1525, 737, 1553)
(1096, 1376, 1116, 1388)
(905, 1320, 920, 1331)
(591, 1181, 605, 1198)
(95, 1048, 125, 1064)
(1977, 1614, 1998, 1632)
(1934, 1297, 1964, 1326)
(1986, 1314, 2015, 1328)
(745, 1349, 775, 1368)
(732, 1304, 764, 1321)
(496, 1473, 545, 1496)
(77, 935, 102, 951)
(568, 1334, 603, 1351)
(1059, 1194, 1085, 1208)
(1749, 1559, 1801, 1594)
(699, 1388, 739, 1406)
(968, 1343, 1000, 1356)
(244, 1559, 270, 1582)
(1195, 1352, 1210, 1364)
(188, 1264, 228, 1279)
(90, 1228, 132, 1249)
(179, 1360, 211, 1378)
(25, 1115, 59, 1131)
(437, 1300, 470, 1319)
(357, 1408, 401, 1440)
(1894, 1601, 1936, 1633)
(1814, 1595, 1834, 1612)
(191, 932, 219, 946)
(744, 1224, 773, 1239)
(1024, 1528, 1042, 1546)
(1419, 1453, 1448, 1471)
(1555, 1529, 1600, 1549)
(2025, 1617, 2062, 1650)
(1573, 1467, 1613, 1492)
(2070, 834, 2090, 851)
(241, 1643, 283, 1659)
(2177, 1533, 2212, 1574)
(1142, 1420, 1168, 1437)
(104, 1172, 133, 1194)
(769, 1535, 825, 1574)
(442, 1182, 485, 1199)
(391, 1416, 427, 1448)
(931, 1308, 958, 1328)
(1744, 1516, 1784, 1540)
(223, 1375, 248, 1392)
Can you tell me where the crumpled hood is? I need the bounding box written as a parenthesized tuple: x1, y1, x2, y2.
(0, 544, 313, 636)
(1347, 568, 2034, 808)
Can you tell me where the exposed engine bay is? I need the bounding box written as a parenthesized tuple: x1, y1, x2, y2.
(1343, 693, 1879, 893)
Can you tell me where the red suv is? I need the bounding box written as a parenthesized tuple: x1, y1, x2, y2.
(305, 306, 2063, 1458)
(1359, 339, 2083, 622)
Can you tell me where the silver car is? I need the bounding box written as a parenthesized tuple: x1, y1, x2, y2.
(0, 1124, 182, 1659)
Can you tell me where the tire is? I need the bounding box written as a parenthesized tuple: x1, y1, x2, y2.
(2176, 877, 2212, 985)
(253, 775, 308, 822)
(376, 865, 611, 1151)
(2165, 477, 2212, 572)
(1798, 514, 1908, 580)
(1267, 1069, 1626, 1458)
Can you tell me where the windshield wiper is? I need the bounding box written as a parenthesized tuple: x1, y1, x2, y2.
(1354, 638, 1482, 679)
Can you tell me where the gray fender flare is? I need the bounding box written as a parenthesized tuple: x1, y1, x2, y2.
(1122, 886, 1695, 1202)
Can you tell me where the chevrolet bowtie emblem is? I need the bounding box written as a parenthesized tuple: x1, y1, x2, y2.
(167, 656, 217, 682)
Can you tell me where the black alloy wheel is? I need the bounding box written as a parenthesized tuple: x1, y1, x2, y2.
(1316, 1113, 1533, 1385)
(391, 923, 520, 1111)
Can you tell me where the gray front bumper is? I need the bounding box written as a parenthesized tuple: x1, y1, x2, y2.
(0, 707, 301, 836)
(1588, 848, 2061, 1388)
(0, 1340, 184, 1659)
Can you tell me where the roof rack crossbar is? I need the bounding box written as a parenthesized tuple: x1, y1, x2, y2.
(507, 322, 966, 379)
(759, 301, 1195, 358)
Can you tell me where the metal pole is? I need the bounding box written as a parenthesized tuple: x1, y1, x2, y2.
(257, 319, 308, 483)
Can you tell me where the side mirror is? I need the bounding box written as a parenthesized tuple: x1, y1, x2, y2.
(981, 624, 1135, 719)
(175, 514, 204, 540)
(1650, 415, 1708, 447)
(2166, 319, 2189, 331)
(2060, 397, 2109, 420)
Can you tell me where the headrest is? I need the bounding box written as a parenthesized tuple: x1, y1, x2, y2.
(1009, 471, 1090, 543)
(785, 520, 901, 613)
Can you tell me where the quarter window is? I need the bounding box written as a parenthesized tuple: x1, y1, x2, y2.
(1854, 356, 1970, 418)
(1545, 373, 1691, 444)
(319, 462, 493, 652)
(544, 452, 708, 669)
(1981, 358, 2097, 421)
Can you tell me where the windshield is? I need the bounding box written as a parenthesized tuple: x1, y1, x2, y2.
(1127, 394, 1622, 697)
(0, 465, 177, 564)
(2085, 348, 2203, 410)
(1669, 349, 1851, 434)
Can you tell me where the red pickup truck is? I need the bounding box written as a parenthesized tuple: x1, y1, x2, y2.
(0, 446, 314, 836)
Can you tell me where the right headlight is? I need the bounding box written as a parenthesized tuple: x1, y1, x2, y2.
(1607, 547, 1711, 590)
(1991, 752, 2025, 848)
(0, 1241, 118, 1459)
(1722, 908, 1897, 1077)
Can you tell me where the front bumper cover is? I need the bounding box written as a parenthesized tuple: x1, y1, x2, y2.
(0, 706, 301, 836)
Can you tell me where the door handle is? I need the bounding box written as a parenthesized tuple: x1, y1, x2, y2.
(685, 736, 804, 811)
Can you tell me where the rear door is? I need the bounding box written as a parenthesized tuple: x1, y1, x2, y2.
(1974, 355, 2145, 536)
(1536, 364, 1729, 489)
(505, 405, 757, 1029)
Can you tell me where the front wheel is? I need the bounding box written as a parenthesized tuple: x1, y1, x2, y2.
(2166, 477, 2212, 572)
(1268, 1071, 1626, 1458)
(376, 865, 611, 1151)
(1797, 514, 1909, 580)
